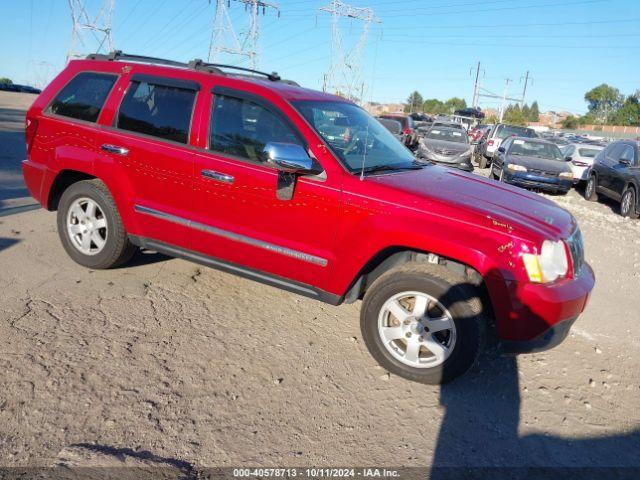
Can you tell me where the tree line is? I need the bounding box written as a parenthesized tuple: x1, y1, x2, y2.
(562, 84, 640, 129)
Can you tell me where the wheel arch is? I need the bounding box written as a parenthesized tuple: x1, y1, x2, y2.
(46, 169, 97, 211)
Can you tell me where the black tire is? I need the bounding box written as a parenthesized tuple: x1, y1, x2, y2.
(620, 187, 639, 219)
(584, 174, 599, 201)
(57, 179, 137, 269)
(479, 155, 488, 169)
(360, 263, 486, 385)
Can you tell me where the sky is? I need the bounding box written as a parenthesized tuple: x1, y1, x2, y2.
(1, 0, 639, 115)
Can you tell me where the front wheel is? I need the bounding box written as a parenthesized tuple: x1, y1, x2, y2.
(479, 156, 488, 169)
(57, 179, 137, 269)
(620, 187, 639, 219)
(360, 263, 486, 384)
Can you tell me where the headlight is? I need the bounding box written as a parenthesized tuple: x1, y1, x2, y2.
(559, 172, 573, 178)
(522, 240, 569, 283)
(507, 164, 527, 172)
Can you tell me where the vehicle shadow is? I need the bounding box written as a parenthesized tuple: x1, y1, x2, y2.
(0, 236, 20, 253)
(430, 272, 640, 479)
(0, 107, 30, 203)
(122, 249, 172, 268)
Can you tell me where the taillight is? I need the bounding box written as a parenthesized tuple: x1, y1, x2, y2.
(25, 117, 39, 155)
(403, 127, 411, 135)
(488, 139, 494, 146)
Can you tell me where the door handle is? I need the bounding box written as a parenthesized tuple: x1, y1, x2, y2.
(201, 169, 234, 184)
(101, 144, 129, 156)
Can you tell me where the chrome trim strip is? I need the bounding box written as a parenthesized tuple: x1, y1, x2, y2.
(134, 204, 328, 267)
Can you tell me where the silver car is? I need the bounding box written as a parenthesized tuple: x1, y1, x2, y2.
(561, 143, 604, 184)
(417, 127, 473, 172)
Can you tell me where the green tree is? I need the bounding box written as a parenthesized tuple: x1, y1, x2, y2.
(561, 115, 580, 129)
(422, 98, 445, 114)
(584, 84, 623, 124)
(444, 97, 467, 113)
(503, 104, 527, 126)
(611, 93, 640, 126)
(0, 77, 12, 84)
(529, 101, 540, 121)
(522, 103, 531, 121)
(405, 91, 424, 113)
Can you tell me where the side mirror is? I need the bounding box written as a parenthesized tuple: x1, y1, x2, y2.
(565, 156, 573, 162)
(619, 158, 631, 166)
(497, 147, 506, 153)
(263, 142, 321, 200)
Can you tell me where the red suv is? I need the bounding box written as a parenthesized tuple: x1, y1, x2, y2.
(22, 52, 594, 384)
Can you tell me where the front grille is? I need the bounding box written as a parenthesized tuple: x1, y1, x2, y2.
(528, 168, 558, 177)
(567, 228, 585, 275)
(433, 148, 457, 156)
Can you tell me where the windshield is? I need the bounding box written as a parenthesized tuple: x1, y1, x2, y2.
(578, 147, 601, 158)
(426, 128, 468, 144)
(294, 101, 417, 173)
(509, 139, 564, 160)
(497, 125, 534, 139)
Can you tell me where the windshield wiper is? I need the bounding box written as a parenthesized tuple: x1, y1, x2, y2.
(359, 162, 424, 175)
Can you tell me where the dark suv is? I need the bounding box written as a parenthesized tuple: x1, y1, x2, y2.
(22, 51, 594, 384)
(585, 140, 640, 218)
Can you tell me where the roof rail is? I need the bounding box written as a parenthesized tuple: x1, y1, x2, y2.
(188, 59, 281, 82)
(86, 50, 189, 69)
(86, 51, 299, 86)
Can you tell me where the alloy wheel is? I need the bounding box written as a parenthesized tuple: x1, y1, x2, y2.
(66, 197, 108, 255)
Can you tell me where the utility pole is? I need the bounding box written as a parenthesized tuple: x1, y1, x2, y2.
(499, 78, 512, 122)
(208, 0, 279, 69)
(67, 0, 115, 63)
(519, 70, 530, 107)
(471, 61, 481, 109)
(319, 0, 380, 104)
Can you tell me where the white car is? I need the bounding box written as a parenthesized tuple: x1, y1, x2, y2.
(561, 143, 605, 184)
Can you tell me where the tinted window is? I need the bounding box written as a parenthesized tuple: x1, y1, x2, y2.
(50, 72, 117, 122)
(209, 94, 302, 163)
(426, 128, 467, 143)
(508, 139, 563, 160)
(619, 145, 635, 164)
(117, 80, 196, 144)
(496, 125, 535, 139)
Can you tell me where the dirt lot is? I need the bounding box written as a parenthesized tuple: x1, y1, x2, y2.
(1, 92, 639, 474)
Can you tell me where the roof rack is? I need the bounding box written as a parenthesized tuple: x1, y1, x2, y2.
(85, 51, 298, 85)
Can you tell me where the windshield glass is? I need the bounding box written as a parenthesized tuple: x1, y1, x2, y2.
(509, 139, 564, 160)
(294, 101, 417, 173)
(497, 125, 534, 139)
(426, 128, 468, 144)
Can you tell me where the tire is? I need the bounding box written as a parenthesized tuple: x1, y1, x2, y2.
(479, 155, 488, 169)
(360, 263, 486, 385)
(57, 179, 137, 269)
(620, 187, 639, 219)
(584, 174, 599, 201)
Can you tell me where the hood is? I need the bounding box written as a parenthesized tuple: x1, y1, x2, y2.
(507, 155, 572, 174)
(421, 139, 470, 156)
(368, 165, 576, 240)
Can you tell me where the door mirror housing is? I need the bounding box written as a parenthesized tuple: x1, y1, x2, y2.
(565, 155, 573, 162)
(497, 147, 506, 153)
(263, 142, 321, 201)
(263, 142, 316, 174)
(619, 158, 632, 166)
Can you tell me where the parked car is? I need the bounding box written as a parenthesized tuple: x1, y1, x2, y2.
(468, 124, 492, 144)
(560, 143, 604, 185)
(416, 126, 473, 172)
(22, 51, 594, 384)
(378, 113, 418, 148)
(476, 124, 537, 168)
(376, 117, 406, 144)
(585, 140, 640, 218)
(491, 137, 573, 193)
(431, 121, 466, 131)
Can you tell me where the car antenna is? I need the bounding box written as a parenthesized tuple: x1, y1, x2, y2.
(359, 122, 371, 181)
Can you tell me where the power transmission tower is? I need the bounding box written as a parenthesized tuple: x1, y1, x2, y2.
(471, 64, 531, 118)
(319, 0, 380, 103)
(208, 0, 279, 69)
(67, 0, 115, 63)
(28, 60, 56, 88)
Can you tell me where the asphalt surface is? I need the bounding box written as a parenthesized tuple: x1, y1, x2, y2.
(1, 92, 639, 475)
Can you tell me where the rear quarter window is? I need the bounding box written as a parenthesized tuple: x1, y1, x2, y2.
(49, 72, 117, 122)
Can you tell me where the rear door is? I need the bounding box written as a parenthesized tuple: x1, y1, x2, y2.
(598, 143, 624, 194)
(96, 73, 199, 249)
(189, 87, 341, 290)
(610, 144, 635, 197)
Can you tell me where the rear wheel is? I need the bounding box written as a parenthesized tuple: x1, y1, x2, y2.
(360, 263, 486, 384)
(57, 179, 136, 269)
(479, 155, 488, 169)
(584, 174, 598, 201)
(620, 187, 639, 219)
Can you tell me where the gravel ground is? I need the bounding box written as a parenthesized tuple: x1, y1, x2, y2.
(1, 92, 639, 474)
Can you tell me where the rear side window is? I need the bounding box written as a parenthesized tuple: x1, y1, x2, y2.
(117, 80, 196, 144)
(209, 94, 303, 163)
(50, 72, 117, 122)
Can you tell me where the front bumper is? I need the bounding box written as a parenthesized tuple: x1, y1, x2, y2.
(421, 153, 474, 172)
(504, 170, 572, 192)
(487, 263, 595, 350)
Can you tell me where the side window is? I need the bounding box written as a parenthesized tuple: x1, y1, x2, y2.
(209, 94, 303, 163)
(501, 138, 512, 151)
(49, 72, 117, 122)
(117, 80, 196, 144)
(619, 145, 635, 165)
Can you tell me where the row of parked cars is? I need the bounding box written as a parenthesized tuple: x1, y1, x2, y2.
(0, 83, 42, 94)
(375, 113, 640, 219)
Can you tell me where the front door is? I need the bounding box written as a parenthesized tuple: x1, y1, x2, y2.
(610, 145, 635, 197)
(189, 88, 341, 291)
